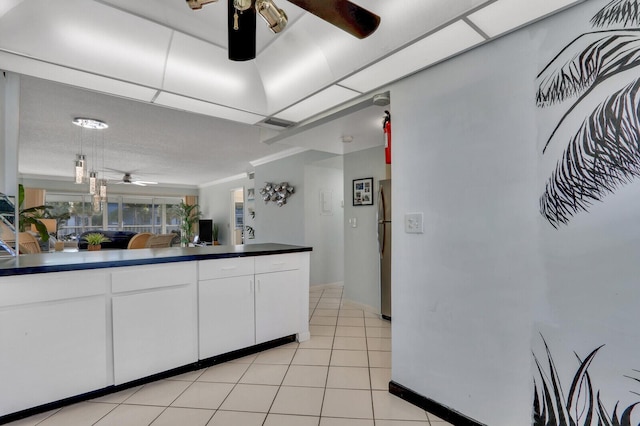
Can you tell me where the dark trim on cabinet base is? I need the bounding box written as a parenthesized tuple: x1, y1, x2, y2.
(0, 335, 296, 425)
(389, 381, 486, 426)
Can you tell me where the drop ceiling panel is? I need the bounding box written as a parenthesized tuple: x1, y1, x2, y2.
(0, 0, 171, 88)
(467, 0, 584, 38)
(163, 33, 268, 114)
(275, 104, 387, 155)
(99, 0, 229, 47)
(303, 0, 494, 79)
(154, 92, 265, 124)
(0, 51, 158, 102)
(340, 20, 485, 93)
(275, 85, 361, 123)
(256, 19, 335, 114)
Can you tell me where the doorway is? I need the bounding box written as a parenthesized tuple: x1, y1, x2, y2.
(230, 188, 244, 245)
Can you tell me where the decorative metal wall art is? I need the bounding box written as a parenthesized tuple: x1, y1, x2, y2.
(259, 182, 294, 206)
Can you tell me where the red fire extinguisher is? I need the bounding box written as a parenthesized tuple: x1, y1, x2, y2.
(383, 110, 391, 164)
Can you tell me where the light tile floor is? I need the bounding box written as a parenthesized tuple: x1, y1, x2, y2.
(8, 285, 453, 426)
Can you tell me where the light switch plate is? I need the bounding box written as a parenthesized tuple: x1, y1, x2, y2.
(404, 212, 424, 234)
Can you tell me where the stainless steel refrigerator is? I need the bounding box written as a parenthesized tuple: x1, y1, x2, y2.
(377, 179, 392, 320)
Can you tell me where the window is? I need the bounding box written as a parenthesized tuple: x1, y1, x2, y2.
(45, 193, 184, 238)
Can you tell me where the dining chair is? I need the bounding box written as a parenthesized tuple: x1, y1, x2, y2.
(145, 233, 176, 248)
(18, 232, 41, 254)
(127, 232, 153, 249)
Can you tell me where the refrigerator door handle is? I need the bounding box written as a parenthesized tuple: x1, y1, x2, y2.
(377, 186, 385, 259)
(377, 185, 386, 224)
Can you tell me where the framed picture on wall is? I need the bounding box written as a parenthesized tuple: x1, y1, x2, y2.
(353, 177, 374, 206)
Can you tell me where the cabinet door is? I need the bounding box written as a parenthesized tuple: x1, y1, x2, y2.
(0, 297, 107, 416)
(255, 269, 300, 344)
(112, 285, 197, 385)
(0, 271, 108, 416)
(199, 276, 255, 359)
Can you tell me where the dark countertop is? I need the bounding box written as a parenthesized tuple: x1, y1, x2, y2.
(0, 243, 312, 277)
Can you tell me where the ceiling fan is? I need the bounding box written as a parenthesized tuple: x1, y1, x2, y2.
(186, 0, 381, 61)
(115, 173, 158, 187)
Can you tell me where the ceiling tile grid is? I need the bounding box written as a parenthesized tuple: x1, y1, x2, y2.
(1, 0, 588, 186)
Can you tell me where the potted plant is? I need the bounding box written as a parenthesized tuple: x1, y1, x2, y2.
(17, 184, 52, 242)
(173, 201, 201, 246)
(212, 223, 219, 245)
(82, 233, 110, 251)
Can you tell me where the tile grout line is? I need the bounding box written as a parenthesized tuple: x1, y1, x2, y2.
(318, 286, 341, 425)
(318, 290, 342, 425)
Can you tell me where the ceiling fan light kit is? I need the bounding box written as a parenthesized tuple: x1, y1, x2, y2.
(186, 0, 219, 10)
(257, 0, 288, 33)
(188, 0, 380, 61)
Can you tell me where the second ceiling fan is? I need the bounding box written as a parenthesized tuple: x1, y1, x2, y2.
(186, 0, 381, 61)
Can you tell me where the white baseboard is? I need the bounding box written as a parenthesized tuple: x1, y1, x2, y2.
(309, 282, 344, 291)
(297, 331, 311, 342)
(341, 298, 380, 315)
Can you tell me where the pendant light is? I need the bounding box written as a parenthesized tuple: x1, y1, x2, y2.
(89, 171, 98, 195)
(99, 179, 107, 200)
(92, 193, 101, 213)
(72, 118, 108, 186)
(74, 154, 86, 184)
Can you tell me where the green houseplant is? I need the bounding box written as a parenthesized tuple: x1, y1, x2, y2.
(18, 184, 52, 242)
(212, 223, 219, 245)
(173, 201, 201, 246)
(82, 233, 111, 251)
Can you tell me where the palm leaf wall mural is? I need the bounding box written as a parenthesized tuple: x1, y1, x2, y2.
(592, 0, 640, 28)
(538, 1, 640, 227)
(540, 78, 640, 226)
(533, 337, 640, 426)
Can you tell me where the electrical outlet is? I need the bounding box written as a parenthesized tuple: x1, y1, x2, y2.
(404, 212, 424, 234)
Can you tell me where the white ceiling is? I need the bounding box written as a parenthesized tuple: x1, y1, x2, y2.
(0, 0, 584, 188)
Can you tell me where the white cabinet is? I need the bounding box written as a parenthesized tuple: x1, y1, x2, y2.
(198, 252, 310, 357)
(255, 269, 301, 344)
(111, 263, 198, 385)
(199, 258, 255, 359)
(0, 248, 310, 418)
(0, 270, 109, 416)
(254, 253, 309, 344)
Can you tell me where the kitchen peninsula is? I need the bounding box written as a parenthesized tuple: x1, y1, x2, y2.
(0, 244, 311, 423)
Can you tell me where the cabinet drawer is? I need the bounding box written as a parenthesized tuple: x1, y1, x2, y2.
(255, 253, 300, 274)
(111, 263, 196, 294)
(199, 257, 254, 280)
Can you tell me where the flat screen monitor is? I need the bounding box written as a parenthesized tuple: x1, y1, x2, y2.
(198, 219, 213, 243)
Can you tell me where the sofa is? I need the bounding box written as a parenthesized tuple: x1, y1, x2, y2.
(77, 230, 138, 250)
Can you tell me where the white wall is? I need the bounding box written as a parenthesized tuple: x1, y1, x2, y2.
(390, 0, 640, 424)
(1, 72, 19, 196)
(253, 150, 335, 245)
(304, 156, 344, 286)
(200, 150, 345, 286)
(199, 175, 251, 245)
(343, 146, 386, 311)
(390, 10, 541, 426)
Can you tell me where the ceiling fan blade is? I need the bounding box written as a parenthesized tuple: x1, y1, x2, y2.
(132, 182, 147, 186)
(135, 181, 158, 185)
(286, 0, 380, 39)
(228, 0, 257, 61)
